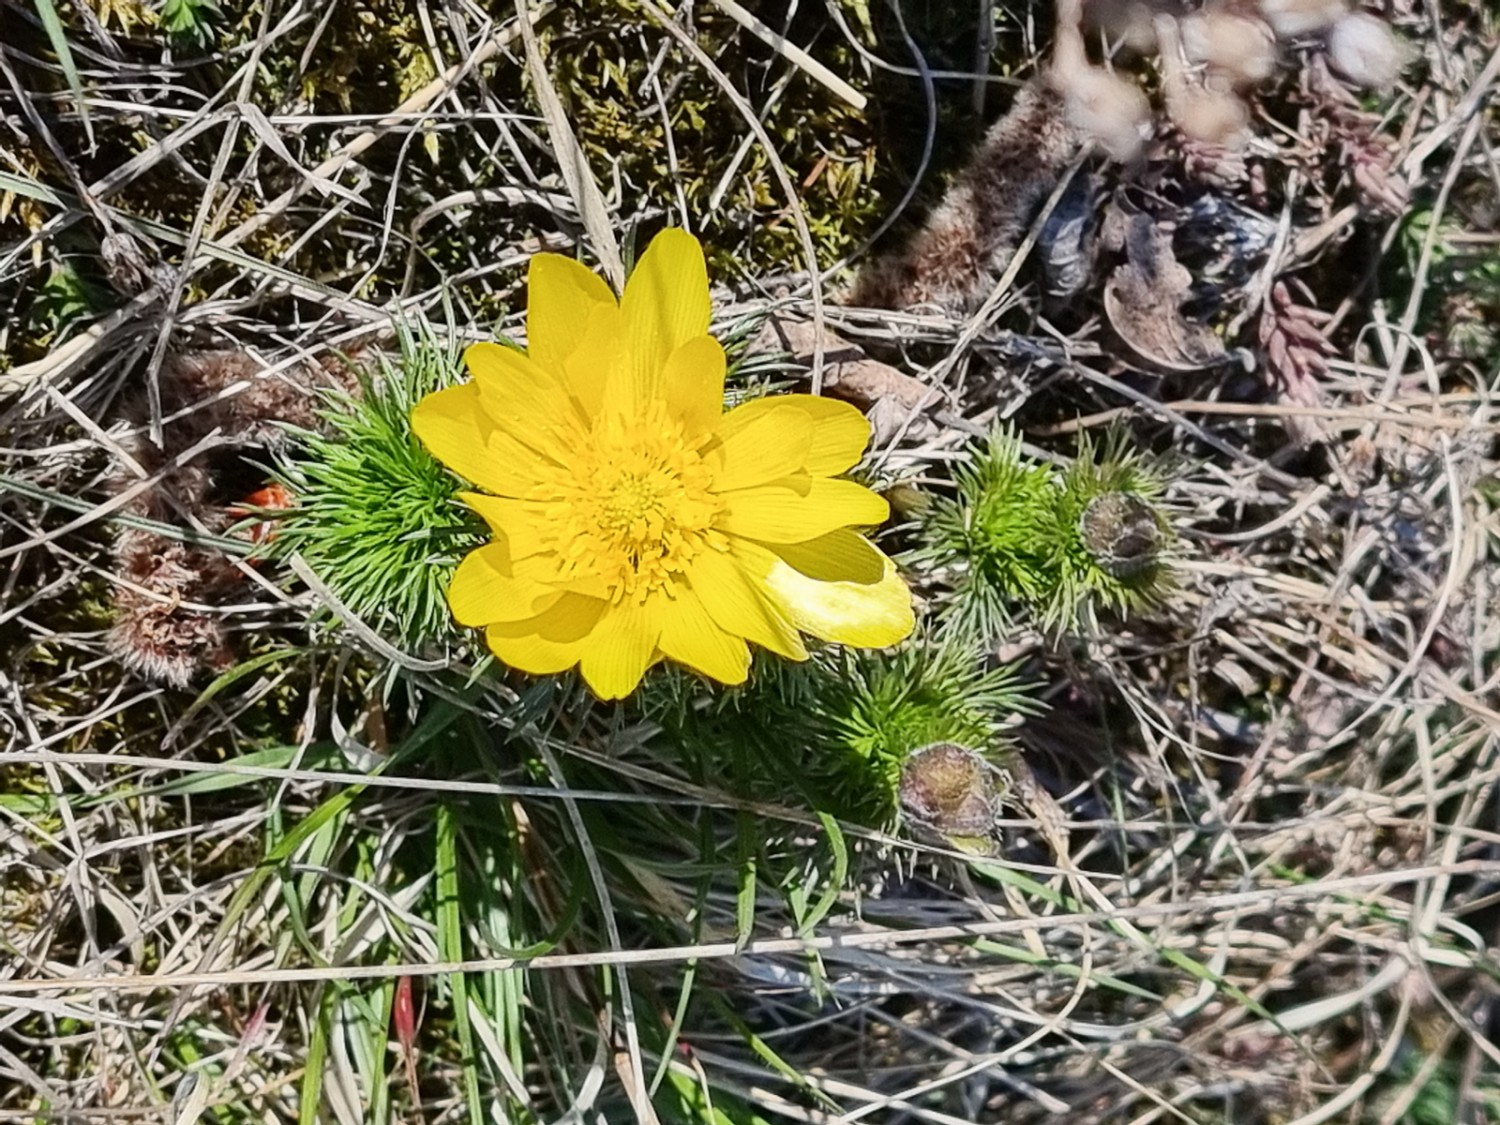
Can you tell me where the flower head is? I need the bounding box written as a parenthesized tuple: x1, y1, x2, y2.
(412, 230, 913, 699)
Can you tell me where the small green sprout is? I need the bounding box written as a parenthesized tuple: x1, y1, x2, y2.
(920, 426, 1176, 638)
(159, 0, 220, 46)
(644, 639, 1036, 828)
(801, 642, 1037, 826)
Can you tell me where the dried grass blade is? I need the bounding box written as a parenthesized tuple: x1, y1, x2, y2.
(707, 0, 868, 111)
(515, 0, 625, 289)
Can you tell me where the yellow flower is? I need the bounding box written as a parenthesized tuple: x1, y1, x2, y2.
(412, 230, 914, 699)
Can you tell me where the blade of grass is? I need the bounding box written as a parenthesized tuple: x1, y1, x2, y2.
(710, 997, 841, 1115)
(734, 815, 757, 951)
(436, 802, 484, 1120)
(300, 988, 335, 1125)
(794, 813, 848, 939)
(29, 0, 93, 147)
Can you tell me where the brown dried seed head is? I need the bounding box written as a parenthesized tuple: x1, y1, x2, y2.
(108, 589, 235, 689)
(1079, 492, 1166, 578)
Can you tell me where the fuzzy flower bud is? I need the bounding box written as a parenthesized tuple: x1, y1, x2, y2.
(1170, 84, 1252, 147)
(1079, 492, 1166, 579)
(1258, 0, 1347, 39)
(1181, 11, 1278, 85)
(899, 743, 1003, 855)
(1326, 13, 1406, 89)
(1058, 64, 1152, 163)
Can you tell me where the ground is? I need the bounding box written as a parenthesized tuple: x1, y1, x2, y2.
(1, 0, 1498, 1122)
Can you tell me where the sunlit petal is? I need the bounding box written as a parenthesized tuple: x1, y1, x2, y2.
(411, 383, 549, 497)
(760, 546, 915, 648)
(716, 478, 890, 543)
(485, 593, 606, 675)
(563, 302, 628, 420)
(465, 342, 581, 461)
(689, 545, 807, 661)
(760, 529, 886, 584)
(657, 584, 751, 685)
(661, 335, 726, 438)
(715, 394, 871, 476)
(620, 229, 710, 408)
(458, 492, 553, 562)
(527, 253, 618, 377)
(578, 599, 661, 700)
(705, 403, 813, 493)
(447, 543, 561, 626)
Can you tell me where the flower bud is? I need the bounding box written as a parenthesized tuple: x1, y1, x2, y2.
(1181, 11, 1278, 85)
(899, 743, 1002, 855)
(1079, 491, 1166, 579)
(1169, 85, 1252, 147)
(1258, 0, 1347, 39)
(1327, 12, 1406, 89)
(1059, 65, 1152, 163)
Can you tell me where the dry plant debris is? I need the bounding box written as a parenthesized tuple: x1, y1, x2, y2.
(1, 0, 1499, 1123)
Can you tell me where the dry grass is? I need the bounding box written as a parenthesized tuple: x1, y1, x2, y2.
(2, 0, 1498, 1123)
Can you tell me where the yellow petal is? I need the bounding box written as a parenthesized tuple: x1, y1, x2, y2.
(465, 342, 579, 463)
(578, 599, 661, 700)
(657, 585, 751, 685)
(689, 545, 807, 661)
(486, 593, 605, 675)
(714, 394, 872, 477)
(526, 253, 618, 378)
(762, 547, 914, 649)
(411, 383, 548, 497)
(563, 302, 628, 420)
(716, 478, 890, 543)
(707, 403, 813, 493)
(662, 335, 726, 438)
(464, 526, 609, 601)
(764, 529, 886, 584)
(447, 543, 562, 626)
(620, 229, 710, 408)
(458, 492, 552, 561)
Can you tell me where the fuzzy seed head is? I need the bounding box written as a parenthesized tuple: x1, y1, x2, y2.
(1057, 65, 1151, 163)
(1169, 84, 1253, 147)
(108, 590, 234, 688)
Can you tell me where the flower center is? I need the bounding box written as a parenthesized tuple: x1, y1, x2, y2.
(541, 404, 722, 600)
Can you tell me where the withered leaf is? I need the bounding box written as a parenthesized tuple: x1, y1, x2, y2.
(1103, 212, 1227, 372)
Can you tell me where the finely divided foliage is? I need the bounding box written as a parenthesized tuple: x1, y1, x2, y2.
(273, 323, 482, 650)
(922, 426, 1174, 636)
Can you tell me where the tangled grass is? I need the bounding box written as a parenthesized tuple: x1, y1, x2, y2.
(1, 1, 1498, 1123)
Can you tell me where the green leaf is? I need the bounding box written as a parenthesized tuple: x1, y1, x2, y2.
(299, 988, 334, 1125)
